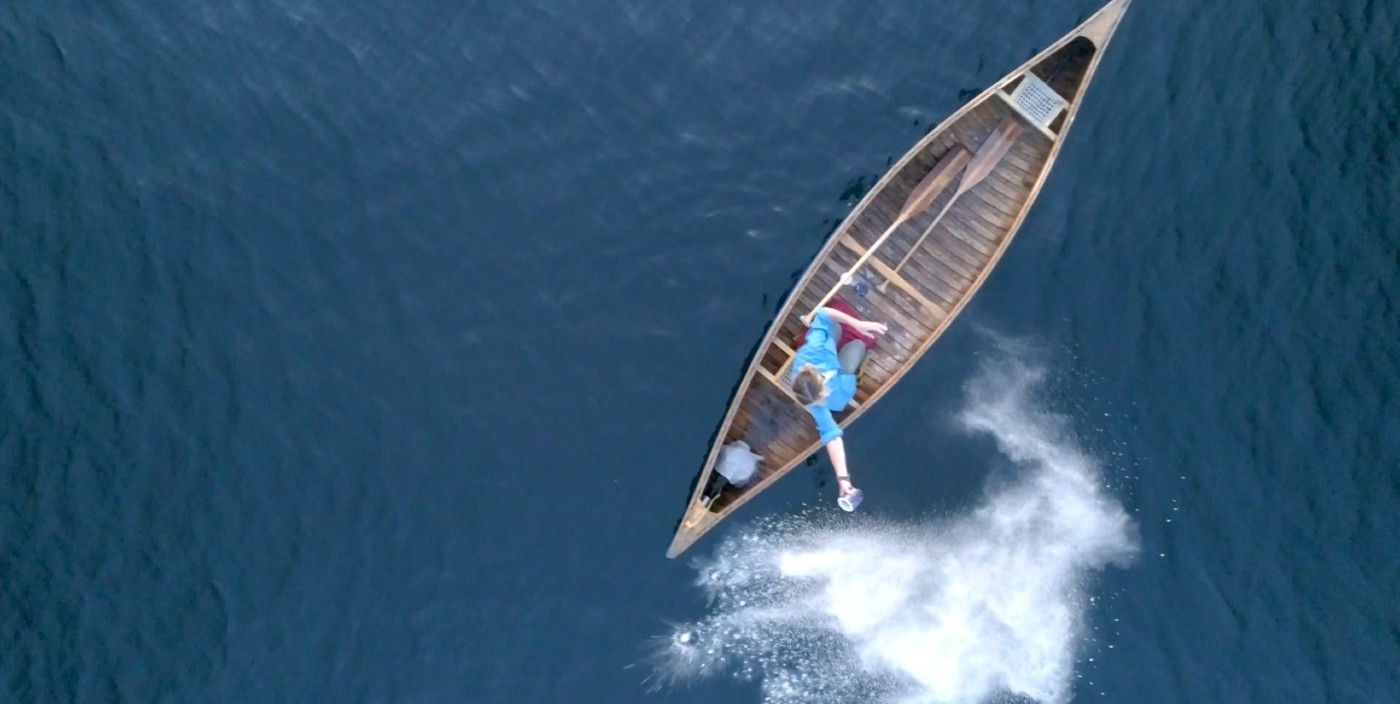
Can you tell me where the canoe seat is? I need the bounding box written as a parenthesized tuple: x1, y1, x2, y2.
(996, 73, 1066, 139)
(1012, 74, 1067, 125)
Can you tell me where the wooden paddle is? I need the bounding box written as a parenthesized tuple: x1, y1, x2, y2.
(806, 116, 1025, 319)
(888, 116, 1024, 275)
(801, 144, 972, 323)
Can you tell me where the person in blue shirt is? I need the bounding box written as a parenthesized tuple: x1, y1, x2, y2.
(789, 306, 888, 504)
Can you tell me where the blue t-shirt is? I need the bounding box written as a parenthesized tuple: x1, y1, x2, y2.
(787, 309, 856, 444)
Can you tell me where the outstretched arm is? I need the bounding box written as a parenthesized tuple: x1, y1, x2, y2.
(823, 437, 856, 496)
(820, 307, 888, 336)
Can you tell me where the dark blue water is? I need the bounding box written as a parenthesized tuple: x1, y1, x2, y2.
(3, 0, 1396, 702)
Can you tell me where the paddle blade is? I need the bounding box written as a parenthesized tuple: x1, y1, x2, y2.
(897, 145, 973, 222)
(957, 116, 1024, 196)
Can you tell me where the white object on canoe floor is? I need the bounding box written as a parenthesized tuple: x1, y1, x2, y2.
(716, 441, 762, 486)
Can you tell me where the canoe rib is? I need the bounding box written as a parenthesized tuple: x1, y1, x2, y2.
(667, 0, 1132, 558)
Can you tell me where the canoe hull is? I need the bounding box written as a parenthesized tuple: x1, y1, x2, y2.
(668, 0, 1132, 558)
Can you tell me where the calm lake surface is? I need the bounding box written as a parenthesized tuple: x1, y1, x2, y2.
(2, 0, 1396, 702)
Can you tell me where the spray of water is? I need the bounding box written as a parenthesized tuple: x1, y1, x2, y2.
(651, 350, 1139, 704)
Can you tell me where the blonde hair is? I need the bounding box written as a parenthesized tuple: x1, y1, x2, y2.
(790, 364, 825, 406)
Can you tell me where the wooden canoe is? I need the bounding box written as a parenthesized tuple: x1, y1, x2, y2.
(667, 0, 1132, 558)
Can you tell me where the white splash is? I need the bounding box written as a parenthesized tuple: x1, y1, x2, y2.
(652, 351, 1138, 704)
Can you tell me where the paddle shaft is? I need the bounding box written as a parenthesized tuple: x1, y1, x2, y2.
(804, 215, 909, 321)
(806, 118, 1022, 320)
(888, 117, 1024, 278)
(890, 196, 959, 274)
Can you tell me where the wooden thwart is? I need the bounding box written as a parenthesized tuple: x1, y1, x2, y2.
(804, 145, 974, 320)
(769, 336, 800, 381)
(839, 237, 949, 318)
(758, 367, 804, 405)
